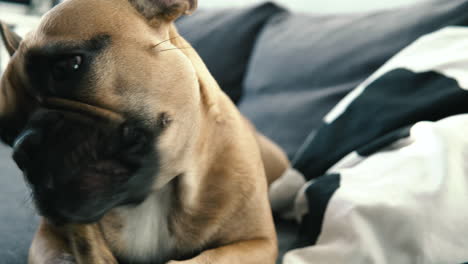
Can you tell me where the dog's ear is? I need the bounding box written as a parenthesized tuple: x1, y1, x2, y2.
(0, 67, 36, 146)
(0, 22, 34, 146)
(0, 21, 22, 56)
(128, 0, 197, 21)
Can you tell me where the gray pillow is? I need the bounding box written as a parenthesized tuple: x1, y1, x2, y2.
(239, 0, 468, 159)
(0, 145, 39, 264)
(176, 3, 285, 103)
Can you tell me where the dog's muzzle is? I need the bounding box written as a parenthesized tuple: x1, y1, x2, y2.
(12, 98, 155, 224)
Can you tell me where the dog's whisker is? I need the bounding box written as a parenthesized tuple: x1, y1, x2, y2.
(152, 36, 181, 49)
(157, 47, 193, 53)
(21, 191, 34, 208)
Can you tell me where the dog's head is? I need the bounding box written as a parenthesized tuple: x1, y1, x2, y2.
(0, 0, 202, 224)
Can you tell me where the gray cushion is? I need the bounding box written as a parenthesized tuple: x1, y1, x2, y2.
(238, 0, 468, 159)
(176, 3, 285, 103)
(0, 145, 39, 264)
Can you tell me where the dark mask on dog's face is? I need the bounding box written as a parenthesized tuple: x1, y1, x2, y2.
(0, 0, 201, 224)
(11, 98, 159, 224)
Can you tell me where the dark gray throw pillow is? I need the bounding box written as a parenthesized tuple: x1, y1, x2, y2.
(0, 145, 39, 264)
(176, 3, 285, 103)
(238, 0, 468, 159)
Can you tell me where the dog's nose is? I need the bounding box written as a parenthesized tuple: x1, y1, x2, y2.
(12, 111, 64, 183)
(12, 129, 43, 172)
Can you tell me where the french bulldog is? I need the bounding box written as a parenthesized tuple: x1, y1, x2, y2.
(0, 0, 289, 263)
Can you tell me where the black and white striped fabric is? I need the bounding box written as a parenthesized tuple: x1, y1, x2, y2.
(270, 26, 468, 264)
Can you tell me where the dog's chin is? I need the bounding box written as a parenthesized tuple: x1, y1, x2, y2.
(33, 158, 156, 226)
(33, 170, 141, 224)
(44, 209, 106, 226)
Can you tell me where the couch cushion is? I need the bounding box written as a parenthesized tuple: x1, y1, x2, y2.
(238, 0, 468, 159)
(0, 145, 39, 264)
(176, 3, 284, 103)
(271, 26, 468, 262)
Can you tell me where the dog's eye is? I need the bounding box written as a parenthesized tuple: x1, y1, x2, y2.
(52, 55, 83, 81)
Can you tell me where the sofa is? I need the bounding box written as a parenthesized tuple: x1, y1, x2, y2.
(2, 0, 468, 263)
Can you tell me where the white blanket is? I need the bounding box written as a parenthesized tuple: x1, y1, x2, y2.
(271, 27, 468, 264)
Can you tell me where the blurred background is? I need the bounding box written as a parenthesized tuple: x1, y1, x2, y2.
(0, 0, 428, 13)
(0, 0, 427, 73)
(198, 0, 425, 12)
(0, 0, 428, 30)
